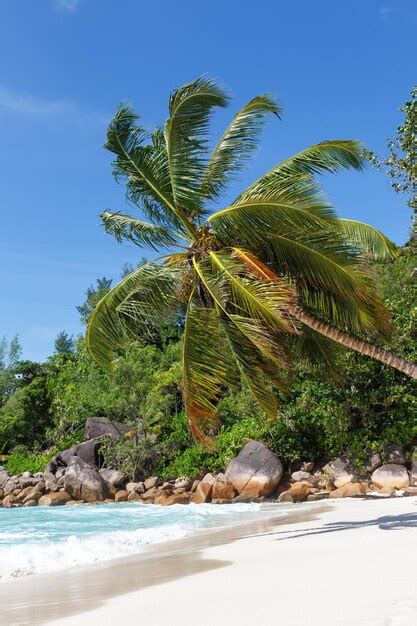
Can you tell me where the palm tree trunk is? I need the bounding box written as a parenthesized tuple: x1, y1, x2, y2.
(291, 305, 417, 379)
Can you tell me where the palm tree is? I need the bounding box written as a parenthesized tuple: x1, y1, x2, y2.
(87, 77, 417, 443)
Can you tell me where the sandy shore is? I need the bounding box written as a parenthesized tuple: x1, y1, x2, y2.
(1, 496, 416, 626)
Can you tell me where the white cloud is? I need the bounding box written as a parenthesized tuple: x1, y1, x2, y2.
(0, 86, 106, 126)
(52, 0, 81, 13)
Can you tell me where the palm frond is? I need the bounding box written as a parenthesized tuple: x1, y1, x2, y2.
(238, 140, 364, 202)
(258, 234, 391, 334)
(219, 316, 281, 419)
(265, 234, 368, 299)
(101, 211, 178, 250)
(164, 76, 228, 216)
(336, 219, 398, 259)
(202, 94, 280, 198)
(208, 199, 334, 247)
(86, 263, 180, 370)
(208, 252, 298, 333)
(292, 325, 344, 374)
(105, 104, 193, 237)
(193, 258, 289, 417)
(182, 299, 238, 444)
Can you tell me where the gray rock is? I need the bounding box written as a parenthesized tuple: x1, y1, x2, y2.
(46, 438, 104, 474)
(144, 476, 162, 491)
(126, 482, 145, 495)
(371, 464, 410, 489)
(0, 469, 10, 488)
(225, 440, 283, 498)
(365, 453, 382, 474)
(99, 468, 126, 488)
(45, 479, 59, 493)
(301, 461, 314, 473)
(174, 477, 193, 491)
(385, 444, 406, 465)
(290, 471, 320, 486)
(323, 457, 356, 488)
(3, 479, 19, 495)
(64, 457, 110, 502)
(55, 467, 66, 480)
(19, 476, 42, 489)
(85, 416, 133, 441)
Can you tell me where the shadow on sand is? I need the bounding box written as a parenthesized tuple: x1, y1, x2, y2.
(250, 511, 417, 543)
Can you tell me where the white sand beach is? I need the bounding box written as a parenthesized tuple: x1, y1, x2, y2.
(1, 496, 416, 626)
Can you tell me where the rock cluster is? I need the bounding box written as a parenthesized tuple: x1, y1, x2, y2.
(1, 440, 416, 509)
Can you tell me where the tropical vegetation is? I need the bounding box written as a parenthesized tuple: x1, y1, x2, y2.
(1, 80, 415, 480)
(86, 76, 417, 445)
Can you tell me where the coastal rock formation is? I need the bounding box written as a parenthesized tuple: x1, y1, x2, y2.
(38, 492, 71, 506)
(323, 457, 356, 488)
(329, 483, 367, 498)
(192, 473, 216, 503)
(85, 416, 133, 441)
(212, 473, 236, 501)
(225, 440, 283, 499)
(144, 476, 162, 490)
(371, 464, 410, 490)
(46, 438, 103, 474)
(365, 453, 382, 474)
(0, 467, 9, 487)
(99, 468, 125, 488)
(126, 482, 145, 494)
(278, 482, 312, 503)
(64, 457, 110, 502)
(290, 471, 321, 487)
(384, 444, 406, 465)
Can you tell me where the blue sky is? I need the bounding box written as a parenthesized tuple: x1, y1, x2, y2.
(0, 0, 415, 361)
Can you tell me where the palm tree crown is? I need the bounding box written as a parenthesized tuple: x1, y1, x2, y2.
(87, 76, 417, 444)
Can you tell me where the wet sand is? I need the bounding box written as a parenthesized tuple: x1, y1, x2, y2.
(1, 497, 416, 626)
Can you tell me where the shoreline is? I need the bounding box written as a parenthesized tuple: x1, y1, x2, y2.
(1, 496, 416, 625)
(0, 501, 325, 625)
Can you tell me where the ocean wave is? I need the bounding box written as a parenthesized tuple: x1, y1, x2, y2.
(0, 502, 283, 580)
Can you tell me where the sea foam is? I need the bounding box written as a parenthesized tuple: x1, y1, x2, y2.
(0, 502, 283, 580)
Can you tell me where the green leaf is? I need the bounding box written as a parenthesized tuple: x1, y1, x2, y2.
(336, 219, 398, 260)
(164, 76, 228, 216)
(202, 94, 280, 197)
(219, 316, 281, 419)
(209, 251, 297, 333)
(101, 211, 178, 250)
(182, 299, 237, 443)
(105, 104, 192, 237)
(238, 140, 364, 202)
(87, 263, 180, 370)
(208, 200, 333, 247)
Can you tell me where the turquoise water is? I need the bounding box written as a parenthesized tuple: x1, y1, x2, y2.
(0, 502, 286, 580)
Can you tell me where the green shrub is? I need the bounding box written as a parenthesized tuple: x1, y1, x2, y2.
(5, 451, 53, 475)
(0, 376, 52, 453)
